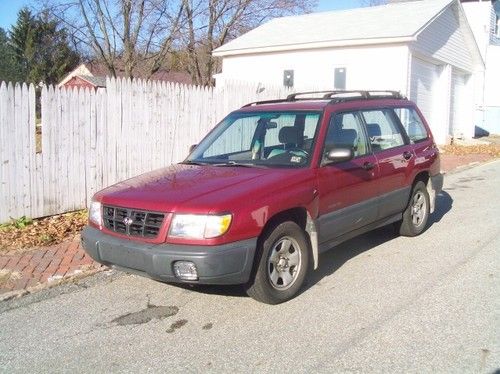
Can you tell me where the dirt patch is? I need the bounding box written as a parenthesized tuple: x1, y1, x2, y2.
(0, 210, 87, 253)
(112, 304, 179, 326)
(0, 269, 21, 288)
(202, 322, 213, 330)
(166, 319, 188, 333)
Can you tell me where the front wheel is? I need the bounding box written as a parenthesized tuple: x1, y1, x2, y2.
(396, 181, 430, 237)
(246, 221, 310, 304)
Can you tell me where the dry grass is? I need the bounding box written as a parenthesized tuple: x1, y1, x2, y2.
(0, 210, 88, 253)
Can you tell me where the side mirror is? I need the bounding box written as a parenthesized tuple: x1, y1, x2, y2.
(189, 144, 197, 153)
(323, 147, 354, 165)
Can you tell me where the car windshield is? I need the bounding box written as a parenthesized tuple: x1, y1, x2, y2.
(186, 111, 322, 168)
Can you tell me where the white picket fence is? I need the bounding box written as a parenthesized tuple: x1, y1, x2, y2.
(0, 78, 292, 222)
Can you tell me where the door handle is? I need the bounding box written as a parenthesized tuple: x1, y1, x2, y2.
(403, 151, 413, 160)
(363, 162, 375, 171)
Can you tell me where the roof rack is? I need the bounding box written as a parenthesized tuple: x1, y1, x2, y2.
(242, 90, 406, 107)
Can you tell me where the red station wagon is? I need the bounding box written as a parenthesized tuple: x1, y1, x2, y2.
(82, 91, 443, 304)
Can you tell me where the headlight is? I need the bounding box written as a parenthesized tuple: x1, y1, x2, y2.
(169, 214, 232, 239)
(89, 201, 102, 226)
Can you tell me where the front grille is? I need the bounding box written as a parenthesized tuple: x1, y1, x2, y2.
(103, 205, 165, 238)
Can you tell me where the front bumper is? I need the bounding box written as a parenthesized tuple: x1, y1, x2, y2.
(81, 226, 257, 285)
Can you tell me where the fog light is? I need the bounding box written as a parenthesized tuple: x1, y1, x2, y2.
(173, 261, 198, 281)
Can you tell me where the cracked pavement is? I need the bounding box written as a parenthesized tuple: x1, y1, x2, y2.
(0, 161, 499, 373)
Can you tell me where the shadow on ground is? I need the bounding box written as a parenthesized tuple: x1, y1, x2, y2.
(170, 191, 453, 299)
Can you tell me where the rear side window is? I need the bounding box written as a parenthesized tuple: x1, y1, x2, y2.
(394, 107, 429, 143)
(323, 112, 369, 158)
(361, 110, 405, 152)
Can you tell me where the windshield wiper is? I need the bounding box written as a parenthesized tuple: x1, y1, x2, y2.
(179, 160, 209, 166)
(182, 160, 265, 168)
(212, 161, 263, 168)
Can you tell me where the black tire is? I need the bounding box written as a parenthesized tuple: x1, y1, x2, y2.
(396, 181, 430, 237)
(246, 221, 310, 304)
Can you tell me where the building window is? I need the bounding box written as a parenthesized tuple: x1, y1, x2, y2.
(283, 70, 294, 88)
(334, 67, 346, 90)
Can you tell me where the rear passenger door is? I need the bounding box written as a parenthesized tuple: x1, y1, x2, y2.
(317, 112, 380, 245)
(360, 109, 414, 219)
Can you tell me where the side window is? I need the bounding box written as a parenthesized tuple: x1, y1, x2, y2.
(323, 112, 369, 158)
(361, 110, 405, 152)
(394, 107, 429, 143)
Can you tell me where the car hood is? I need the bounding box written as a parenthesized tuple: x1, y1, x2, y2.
(96, 164, 298, 213)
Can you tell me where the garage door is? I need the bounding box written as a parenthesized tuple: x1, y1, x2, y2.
(409, 57, 439, 128)
(449, 71, 467, 138)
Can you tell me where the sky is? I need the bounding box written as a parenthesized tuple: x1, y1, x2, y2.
(0, 0, 366, 31)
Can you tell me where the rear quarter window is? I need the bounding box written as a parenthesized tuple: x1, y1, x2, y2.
(394, 107, 429, 143)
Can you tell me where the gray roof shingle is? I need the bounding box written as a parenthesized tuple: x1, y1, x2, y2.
(214, 0, 454, 55)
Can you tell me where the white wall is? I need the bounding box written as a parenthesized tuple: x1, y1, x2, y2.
(462, 1, 500, 135)
(218, 44, 410, 93)
(462, 1, 496, 60)
(484, 45, 500, 107)
(480, 44, 500, 135)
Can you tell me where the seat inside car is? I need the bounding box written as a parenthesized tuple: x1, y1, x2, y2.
(268, 126, 301, 158)
(366, 123, 382, 151)
(326, 127, 358, 149)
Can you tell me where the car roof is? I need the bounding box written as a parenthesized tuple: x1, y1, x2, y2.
(236, 90, 414, 113)
(239, 100, 331, 112)
(237, 99, 415, 114)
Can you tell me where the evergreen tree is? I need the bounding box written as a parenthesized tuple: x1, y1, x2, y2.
(9, 7, 80, 85)
(9, 8, 35, 80)
(0, 28, 23, 83)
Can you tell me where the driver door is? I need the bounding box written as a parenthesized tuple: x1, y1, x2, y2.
(317, 111, 380, 246)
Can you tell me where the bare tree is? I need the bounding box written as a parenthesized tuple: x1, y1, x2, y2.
(181, 0, 317, 86)
(40, 0, 185, 78)
(40, 0, 316, 84)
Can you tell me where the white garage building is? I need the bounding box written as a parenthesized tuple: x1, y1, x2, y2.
(213, 0, 485, 145)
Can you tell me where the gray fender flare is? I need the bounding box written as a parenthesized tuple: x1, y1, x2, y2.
(305, 212, 319, 270)
(427, 173, 444, 214)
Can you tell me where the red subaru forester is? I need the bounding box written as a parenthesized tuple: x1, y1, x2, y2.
(82, 91, 443, 304)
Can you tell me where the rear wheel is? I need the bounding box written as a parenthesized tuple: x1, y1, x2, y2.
(246, 221, 309, 304)
(396, 181, 430, 237)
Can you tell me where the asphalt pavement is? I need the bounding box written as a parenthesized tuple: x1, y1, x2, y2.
(1, 161, 499, 373)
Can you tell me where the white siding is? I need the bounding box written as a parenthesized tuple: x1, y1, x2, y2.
(450, 70, 474, 139)
(409, 56, 465, 145)
(409, 57, 439, 127)
(450, 71, 466, 137)
(412, 7, 473, 72)
(219, 45, 410, 93)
